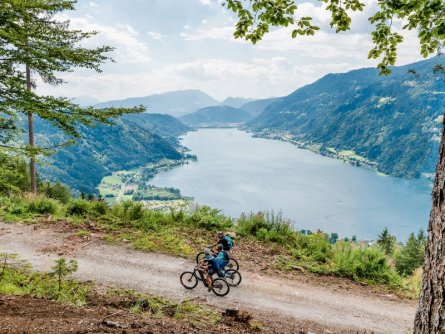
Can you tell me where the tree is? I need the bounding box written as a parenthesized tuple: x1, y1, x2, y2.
(223, 1, 445, 332)
(51, 257, 78, 295)
(0, 0, 143, 193)
(377, 227, 396, 255)
(395, 231, 426, 276)
(329, 232, 339, 244)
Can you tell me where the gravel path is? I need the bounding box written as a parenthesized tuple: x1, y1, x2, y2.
(0, 222, 416, 333)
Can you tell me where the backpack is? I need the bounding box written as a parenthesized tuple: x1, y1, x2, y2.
(224, 235, 234, 249)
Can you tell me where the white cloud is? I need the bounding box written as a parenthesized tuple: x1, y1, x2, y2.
(67, 16, 150, 64)
(147, 31, 164, 40)
(180, 26, 235, 41)
(38, 57, 363, 102)
(199, 0, 212, 5)
(88, 1, 99, 7)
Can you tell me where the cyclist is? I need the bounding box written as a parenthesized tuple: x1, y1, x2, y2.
(214, 244, 230, 276)
(197, 248, 217, 290)
(212, 231, 234, 253)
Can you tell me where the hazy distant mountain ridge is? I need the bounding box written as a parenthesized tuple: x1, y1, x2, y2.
(94, 90, 219, 117)
(241, 97, 281, 116)
(180, 105, 253, 127)
(247, 56, 445, 178)
(221, 97, 256, 108)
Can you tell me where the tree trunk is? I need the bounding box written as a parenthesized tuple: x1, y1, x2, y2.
(25, 62, 37, 193)
(414, 118, 445, 333)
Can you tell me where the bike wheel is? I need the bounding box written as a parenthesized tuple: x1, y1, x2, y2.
(180, 271, 198, 289)
(226, 258, 239, 270)
(195, 252, 206, 264)
(211, 278, 230, 297)
(224, 269, 242, 287)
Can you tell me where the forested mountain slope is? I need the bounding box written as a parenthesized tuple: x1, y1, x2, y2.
(247, 56, 445, 178)
(34, 117, 183, 194)
(122, 113, 190, 145)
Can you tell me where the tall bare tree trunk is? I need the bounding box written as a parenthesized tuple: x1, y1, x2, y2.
(414, 118, 445, 333)
(25, 62, 36, 193)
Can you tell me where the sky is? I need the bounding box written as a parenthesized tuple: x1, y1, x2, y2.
(37, 0, 426, 103)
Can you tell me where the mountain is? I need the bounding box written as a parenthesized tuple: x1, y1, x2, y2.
(94, 90, 219, 117)
(34, 117, 183, 194)
(221, 97, 256, 108)
(180, 105, 253, 127)
(240, 97, 281, 117)
(72, 96, 100, 107)
(121, 113, 190, 145)
(247, 56, 445, 179)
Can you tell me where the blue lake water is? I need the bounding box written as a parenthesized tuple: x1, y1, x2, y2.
(151, 128, 432, 241)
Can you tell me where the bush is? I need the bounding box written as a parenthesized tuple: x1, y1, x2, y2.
(0, 153, 30, 195)
(186, 206, 232, 231)
(66, 199, 91, 216)
(237, 211, 294, 243)
(111, 201, 145, 221)
(27, 196, 60, 215)
(40, 182, 71, 204)
(332, 242, 400, 286)
(0, 196, 28, 216)
(291, 232, 331, 263)
(91, 201, 108, 216)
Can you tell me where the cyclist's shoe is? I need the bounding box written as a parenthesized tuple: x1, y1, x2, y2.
(226, 272, 234, 280)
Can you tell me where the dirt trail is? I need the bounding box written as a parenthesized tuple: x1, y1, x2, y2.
(0, 222, 416, 333)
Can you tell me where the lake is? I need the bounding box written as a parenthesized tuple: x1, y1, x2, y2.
(151, 128, 432, 241)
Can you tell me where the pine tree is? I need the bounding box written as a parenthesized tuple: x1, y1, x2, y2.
(377, 227, 396, 255)
(0, 0, 143, 193)
(395, 231, 426, 276)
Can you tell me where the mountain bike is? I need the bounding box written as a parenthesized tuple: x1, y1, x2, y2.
(221, 268, 242, 287)
(180, 265, 230, 297)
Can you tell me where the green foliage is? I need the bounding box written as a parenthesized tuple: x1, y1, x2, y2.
(112, 201, 146, 221)
(107, 288, 222, 326)
(0, 0, 144, 136)
(0, 151, 30, 195)
(0, 253, 89, 305)
(52, 258, 78, 294)
(237, 211, 293, 243)
(27, 196, 60, 215)
(329, 232, 339, 244)
(224, 0, 445, 74)
(291, 232, 332, 264)
(66, 198, 108, 217)
(39, 182, 71, 204)
(0, 0, 144, 193)
(66, 198, 92, 216)
(332, 242, 401, 286)
(186, 206, 233, 231)
(377, 227, 397, 255)
(0, 196, 29, 220)
(395, 231, 427, 276)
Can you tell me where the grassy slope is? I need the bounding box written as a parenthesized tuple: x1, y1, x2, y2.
(0, 195, 422, 298)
